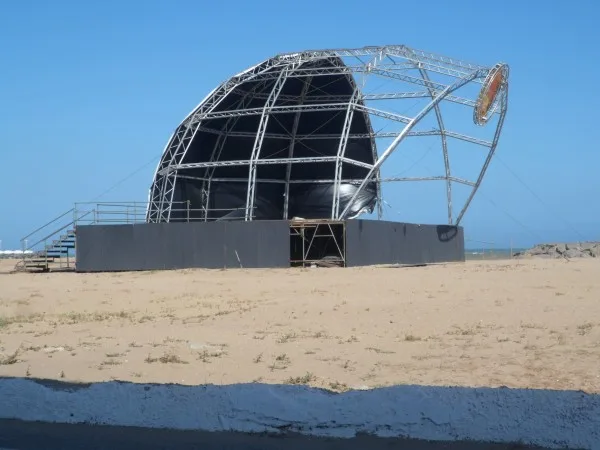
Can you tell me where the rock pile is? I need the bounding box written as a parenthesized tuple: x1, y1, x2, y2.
(513, 242, 600, 259)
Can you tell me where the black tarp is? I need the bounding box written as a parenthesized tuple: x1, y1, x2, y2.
(167, 57, 378, 221)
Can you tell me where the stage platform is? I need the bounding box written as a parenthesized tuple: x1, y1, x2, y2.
(74, 219, 464, 272)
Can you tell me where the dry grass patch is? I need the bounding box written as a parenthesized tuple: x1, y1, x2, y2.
(340, 360, 353, 370)
(197, 349, 225, 363)
(447, 326, 478, 336)
(365, 347, 395, 354)
(520, 322, 546, 330)
(0, 348, 21, 365)
(276, 332, 298, 344)
(329, 381, 350, 392)
(577, 323, 594, 336)
(101, 359, 122, 367)
(312, 330, 329, 339)
(404, 334, 422, 342)
(23, 345, 42, 352)
(285, 372, 316, 385)
(269, 353, 291, 371)
(58, 311, 134, 324)
(0, 313, 45, 328)
(145, 352, 188, 364)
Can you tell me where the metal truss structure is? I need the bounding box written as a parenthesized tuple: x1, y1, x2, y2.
(147, 45, 509, 225)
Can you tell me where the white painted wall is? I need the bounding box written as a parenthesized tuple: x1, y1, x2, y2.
(0, 379, 598, 449)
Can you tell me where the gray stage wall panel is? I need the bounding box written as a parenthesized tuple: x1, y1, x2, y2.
(76, 221, 290, 272)
(345, 220, 464, 267)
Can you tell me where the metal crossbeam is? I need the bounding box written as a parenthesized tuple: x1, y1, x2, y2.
(228, 88, 479, 109)
(165, 156, 373, 173)
(188, 102, 350, 124)
(192, 127, 492, 147)
(354, 104, 412, 124)
(178, 174, 475, 186)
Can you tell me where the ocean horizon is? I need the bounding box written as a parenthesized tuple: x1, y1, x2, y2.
(464, 247, 523, 260)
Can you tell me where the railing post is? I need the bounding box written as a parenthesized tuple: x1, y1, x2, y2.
(187, 200, 190, 223)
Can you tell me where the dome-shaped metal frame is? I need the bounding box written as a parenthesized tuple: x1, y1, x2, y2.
(147, 45, 509, 225)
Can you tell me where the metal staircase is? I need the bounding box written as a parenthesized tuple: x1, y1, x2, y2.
(15, 208, 88, 273)
(17, 229, 77, 272)
(15, 202, 149, 273)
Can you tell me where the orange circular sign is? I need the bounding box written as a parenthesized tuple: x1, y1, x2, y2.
(474, 64, 507, 125)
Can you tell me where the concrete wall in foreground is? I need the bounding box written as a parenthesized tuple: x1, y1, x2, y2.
(345, 220, 464, 267)
(76, 221, 289, 272)
(0, 378, 598, 449)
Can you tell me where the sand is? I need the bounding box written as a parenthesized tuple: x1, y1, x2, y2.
(0, 258, 599, 393)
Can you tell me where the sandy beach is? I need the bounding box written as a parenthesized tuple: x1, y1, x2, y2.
(1, 258, 599, 393)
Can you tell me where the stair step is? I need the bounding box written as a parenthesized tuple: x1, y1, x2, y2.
(52, 243, 75, 249)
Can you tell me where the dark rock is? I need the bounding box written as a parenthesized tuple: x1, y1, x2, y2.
(564, 249, 583, 259)
(515, 242, 600, 259)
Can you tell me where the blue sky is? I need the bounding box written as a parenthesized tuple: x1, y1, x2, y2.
(1, 0, 598, 249)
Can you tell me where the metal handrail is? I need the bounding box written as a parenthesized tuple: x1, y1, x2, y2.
(20, 202, 255, 252)
(73, 201, 189, 206)
(20, 208, 75, 244)
(16, 201, 255, 271)
(25, 210, 93, 252)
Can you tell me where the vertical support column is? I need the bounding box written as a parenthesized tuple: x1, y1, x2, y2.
(283, 76, 312, 219)
(358, 51, 386, 221)
(418, 64, 453, 225)
(456, 87, 508, 225)
(159, 80, 242, 222)
(245, 66, 297, 221)
(332, 88, 359, 219)
(201, 80, 272, 221)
